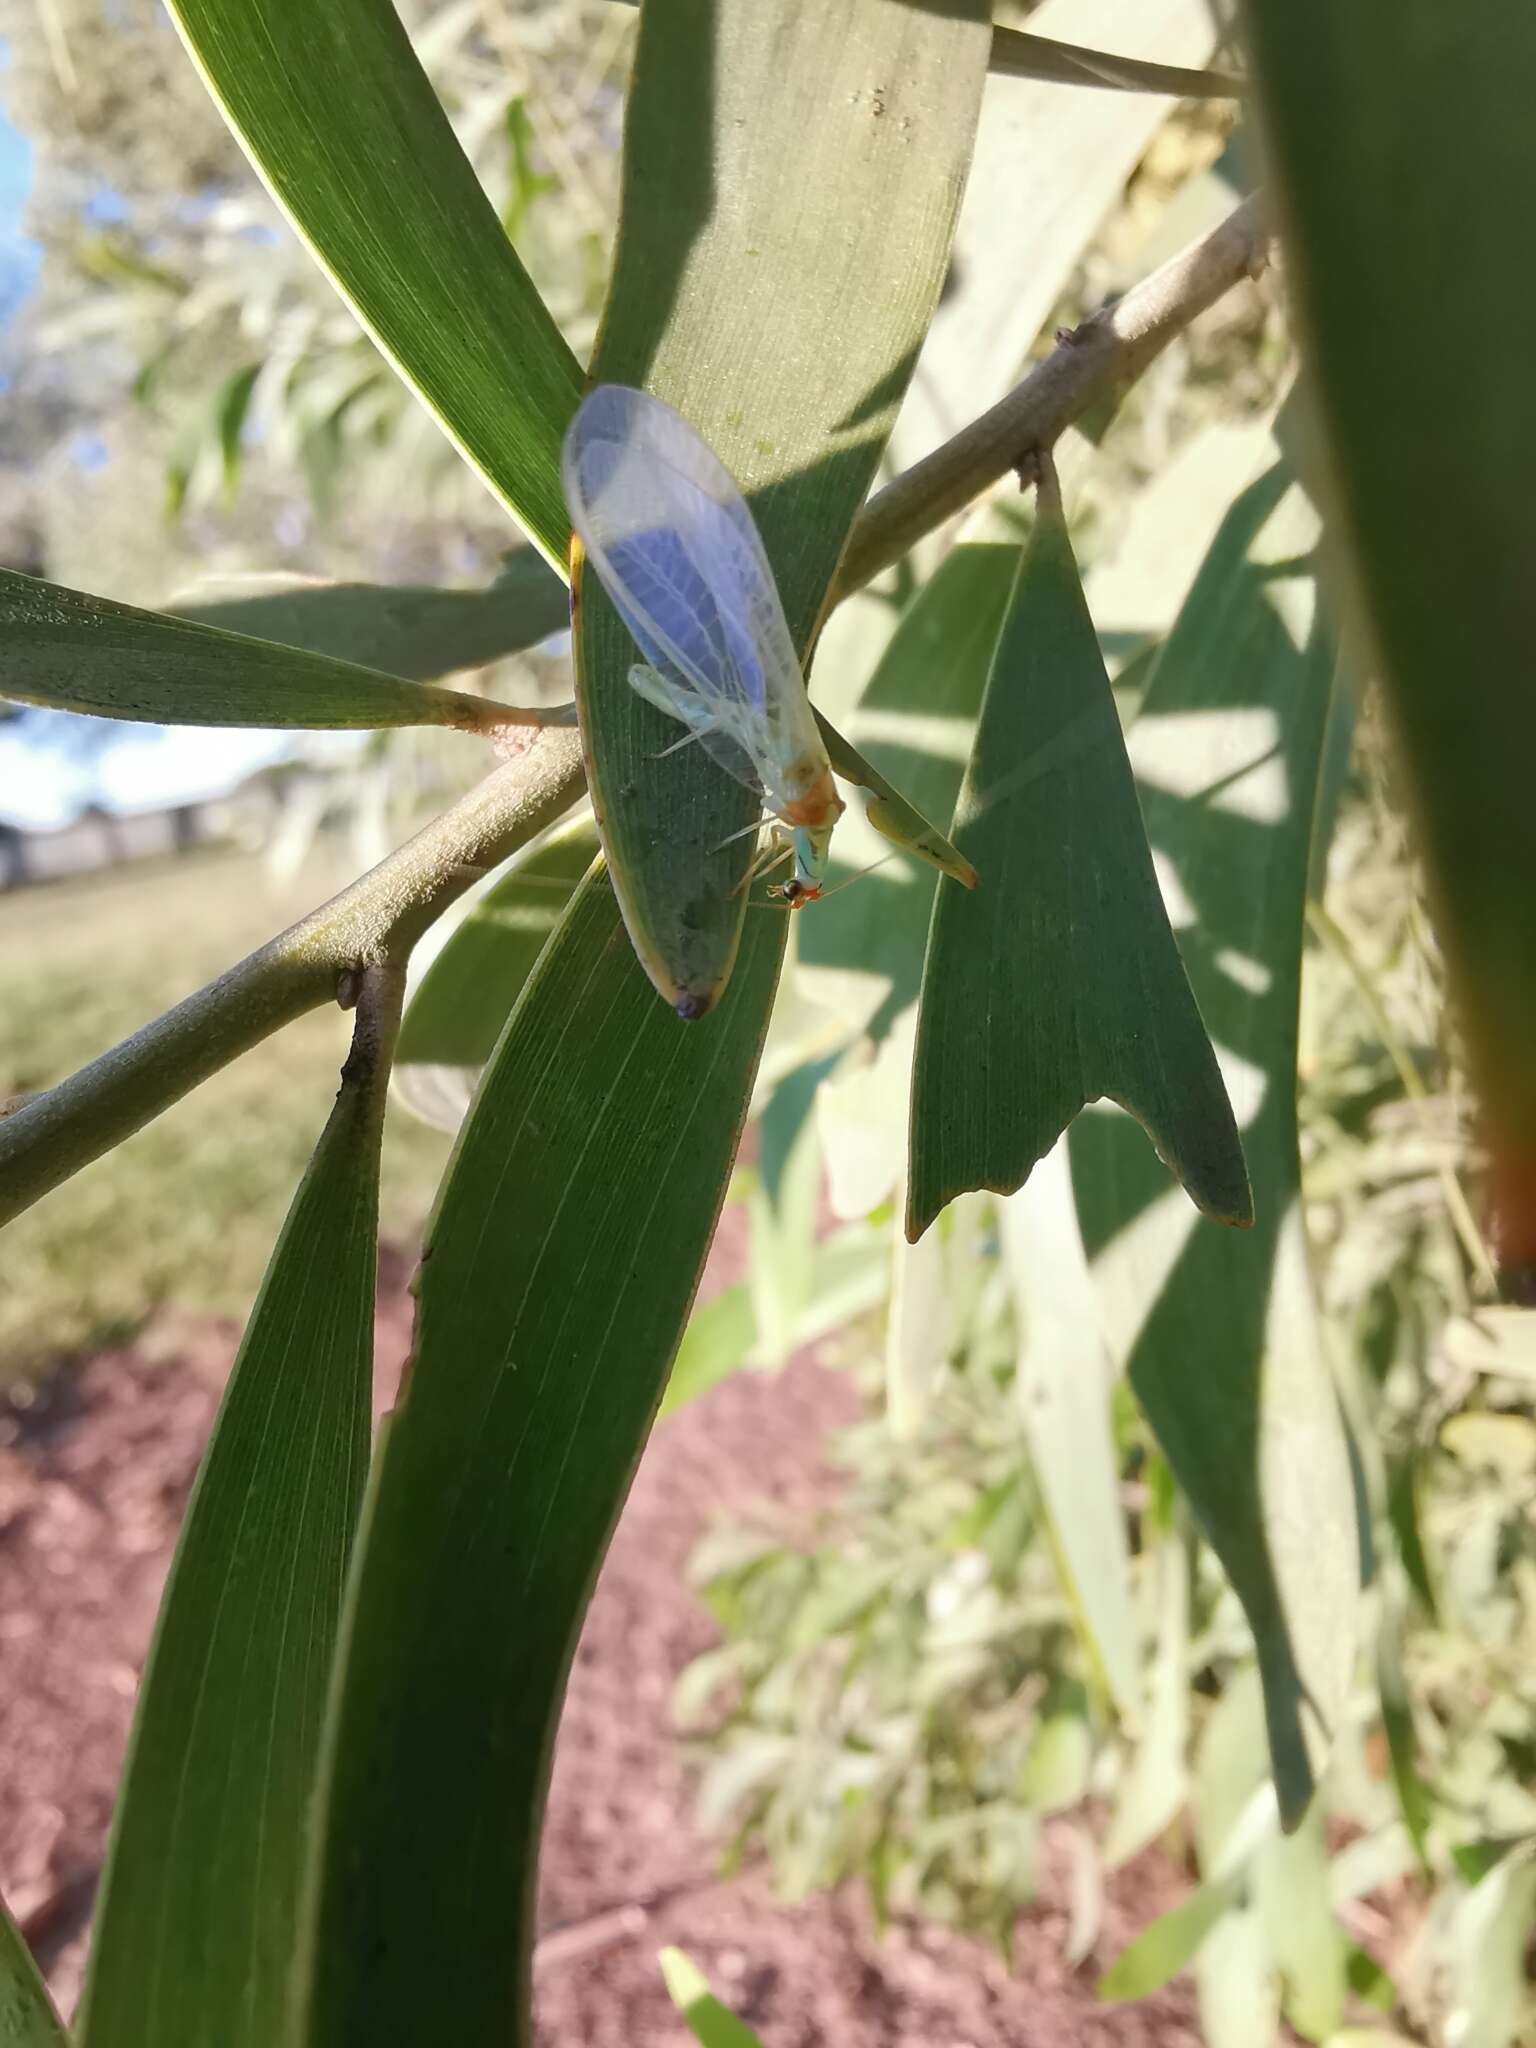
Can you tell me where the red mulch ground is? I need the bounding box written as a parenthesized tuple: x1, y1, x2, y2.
(0, 1227, 1200, 2046)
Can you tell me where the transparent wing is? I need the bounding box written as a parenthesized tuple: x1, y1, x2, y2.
(563, 385, 817, 787)
(628, 663, 763, 797)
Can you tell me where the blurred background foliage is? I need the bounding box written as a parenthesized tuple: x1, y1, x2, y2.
(1, 3, 1530, 2043)
(0, 0, 624, 594)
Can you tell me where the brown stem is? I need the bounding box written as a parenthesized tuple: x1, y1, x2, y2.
(0, 732, 584, 1231)
(831, 194, 1270, 603)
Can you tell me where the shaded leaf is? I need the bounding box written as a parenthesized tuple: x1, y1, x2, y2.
(1385, 1449, 1437, 1618)
(574, 0, 992, 1014)
(1243, 3, 1536, 1282)
(909, 473, 1251, 1241)
(1376, 1599, 1432, 1870)
(293, 876, 785, 2045)
(214, 360, 261, 497)
(175, 551, 570, 681)
(1342, 1947, 1401, 2018)
(76, 982, 396, 2048)
(166, 0, 582, 565)
(0, 1890, 66, 2048)
(0, 567, 517, 733)
(800, 537, 1022, 1045)
(1072, 455, 1357, 1827)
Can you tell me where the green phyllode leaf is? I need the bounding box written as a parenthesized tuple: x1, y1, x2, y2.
(164, 0, 582, 566)
(1242, 4, 1536, 1281)
(814, 710, 977, 892)
(175, 550, 570, 682)
(0, 568, 526, 733)
(575, 0, 992, 1016)
(396, 815, 603, 1072)
(292, 876, 785, 2046)
(988, 26, 1244, 97)
(75, 984, 398, 2048)
(1071, 455, 1358, 1827)
(798, 536, 1024, 1045)
(1097, 1876, 1245, 2001)
(0, 1889, 66, 2048)
(908, 475, 1251, 1241)
(659, 1947, 768, 2048)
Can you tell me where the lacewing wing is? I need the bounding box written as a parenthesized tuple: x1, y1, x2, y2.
(562, 384, 841, 902)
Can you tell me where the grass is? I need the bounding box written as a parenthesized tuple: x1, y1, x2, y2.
(0, 842, 453, 1376)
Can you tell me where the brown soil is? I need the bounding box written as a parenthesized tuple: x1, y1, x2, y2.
(0, 1231, 1199, 2046)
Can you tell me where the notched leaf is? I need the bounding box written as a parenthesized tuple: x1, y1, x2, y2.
(907, 477, 1251, 1242)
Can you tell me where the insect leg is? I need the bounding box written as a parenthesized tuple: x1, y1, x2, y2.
(733, 835, 794, 899)
(711, 814, 771, 855)
(650, 727, 705, 762)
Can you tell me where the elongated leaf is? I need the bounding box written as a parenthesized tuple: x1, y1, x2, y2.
(396, 816, 601, 1069)
(1001, 1143, 1140, 1716)
(990, 27, 1243, 97)
(606, 6, 1240, 98)
(1195, 1906, 1279, 2048)
(886, 1203, 952, 1439)
(0, 1891, 65, 2048)
(1098, 1875, 1243, 2000)
(799, 536, 1023, 1043)
(293, 875, 784, 2045)
(575, 0, 991, 1015)
(893, 0, 1218, 473)
(909, 478, 1251, 1240)
(175, 551, 569, 681)
(1376, 1597, 1441, 1875)
(659, 1947, 767, 2048)
(165, 0, 582, 566)
(660, 1284, 759, 1419)
(660, 1221, 888, 1420)
(1447, 1848, 1536, 2048)
(1105, 1530, 1190, 1866)
(76, 985, 396, 2048)
(815, 711, 976, 891)
(1070, 456, 1358, 1827)
(1243, 5, 1536, 1282)
(0, 568, 515, 732)
(1253, 1804, 1347, 2040)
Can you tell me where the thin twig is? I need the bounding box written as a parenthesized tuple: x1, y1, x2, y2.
(0, 732, 584, 1231)
(830, 194, 1270, 603)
